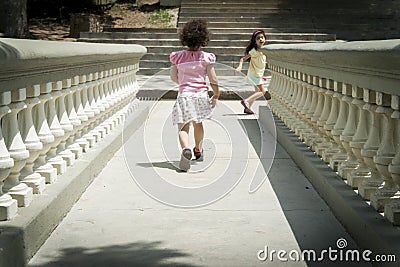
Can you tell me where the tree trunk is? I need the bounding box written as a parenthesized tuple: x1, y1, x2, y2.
(0, 0, 29, 38)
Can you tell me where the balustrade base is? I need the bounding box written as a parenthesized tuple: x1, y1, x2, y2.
(22, 173, 46, 194)
(36, 164, 58, 184)
(384, 198, 400, 225)
(59, 150, 75, 166)
(310, 138, 330, 155)
(321, 147, 340, 164)
(347, 168, 371, 189)
(0, 194, 18, 220)
(358, 182, 381, 201)
(302, 132, 319, 146)
(48, 156, 67, 175)
(94, 126, 107, 139)
(68, 144, 83, 159)
(329, 153, 347, 172)
(337, 161, 358, 180)
(8, 184, 33, 207)
(76, 138, 90, 153)
(82, 134, 96, 148)
(370, 190, 400, 212)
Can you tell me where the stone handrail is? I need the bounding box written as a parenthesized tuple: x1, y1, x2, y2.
(263, 39, 400, 225)
(0, 38, 146, 220)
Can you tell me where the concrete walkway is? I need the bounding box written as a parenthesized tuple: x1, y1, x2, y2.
(27, 96, 371, 266)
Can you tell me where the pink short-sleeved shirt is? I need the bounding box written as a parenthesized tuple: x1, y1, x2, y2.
(170, 50, 216, 92)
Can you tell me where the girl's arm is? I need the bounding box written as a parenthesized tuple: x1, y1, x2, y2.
(235, 54, 251, 72)
(207, 64, 220, 107)
(170, 64, 178, 84)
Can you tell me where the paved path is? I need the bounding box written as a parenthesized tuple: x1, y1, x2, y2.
(28, 100, 370, 267)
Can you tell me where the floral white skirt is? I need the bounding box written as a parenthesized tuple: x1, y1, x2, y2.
(172, 90, 212, 125)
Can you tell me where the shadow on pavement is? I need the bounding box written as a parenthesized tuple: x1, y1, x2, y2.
(29, 241, 199, 267)
(239, 118, 371, 267)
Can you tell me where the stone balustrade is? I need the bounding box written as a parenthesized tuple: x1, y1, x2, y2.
(263, 40, 400, 225)
(0, 38, 146, 220)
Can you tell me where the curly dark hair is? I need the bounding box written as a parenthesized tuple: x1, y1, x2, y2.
(179, 19, 211, 50)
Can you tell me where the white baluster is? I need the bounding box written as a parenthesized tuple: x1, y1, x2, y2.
(386, 95, 400, 224)
(46, 81, 66, 174)
(338, 85, 361, 179)
(56, 78, 75, 166)
(33, 83, 58, 184)
(348, 88, 371, 189)
(19, 85, 46, 193)
(3, 88, 33, 207)
(0, 91, 17, 220)
(359, 92, 384, 200)
(74, 75, 90, 152)
(87, 72, 102, 143)
(322, 81, 342, 163)
(97, 71, 112, 135)
(93, 71, 108, 139)
(330, 83, 350, 171)
(81, 73, 96, 148)
(302, 77, 322, 144)
(313, 79, 334, 156)
(292, 75, 311, 136)
(370, 93, 397, 212)
(65, 76, 83, 159)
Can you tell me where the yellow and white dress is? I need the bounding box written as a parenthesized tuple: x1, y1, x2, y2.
(247, 48, 266, 86)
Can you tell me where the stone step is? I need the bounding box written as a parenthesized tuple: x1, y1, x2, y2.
(102, 27, 178, 33)
(179, 16, 314, 23)
(181, 0, 398, 7)
(79, 36, 335, 45)
(81, 31, 335, 41)
(178, 13, 394, 21)
(180, 4, 398, 14)
(101, 27, 333, 34)
(181, 0, 301, 4)
(178, 21, 316, 28)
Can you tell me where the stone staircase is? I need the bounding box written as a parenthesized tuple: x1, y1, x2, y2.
(79, 0, 339, 75)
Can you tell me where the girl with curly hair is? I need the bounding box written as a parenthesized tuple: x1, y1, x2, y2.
(236, 29, 271, 114)
(170, 19, 220, 171)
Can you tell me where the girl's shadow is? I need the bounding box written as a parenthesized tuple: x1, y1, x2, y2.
(137, 161, 179, 171)
(137, 160, 202, 173)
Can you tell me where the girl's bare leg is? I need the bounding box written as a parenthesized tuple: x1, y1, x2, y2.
(178, 123, 190, 149)
(247, 84, 266, 107)
(193, 122, 204, 150)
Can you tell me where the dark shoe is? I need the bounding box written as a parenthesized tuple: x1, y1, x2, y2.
(179, 148, 192, 171)
(243, 107, 255, 114)
(241, 99, 250, 109)
(265, 91, 272, 100)
(193, 147, 204, 161)
(241, 99, 254, 114)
